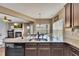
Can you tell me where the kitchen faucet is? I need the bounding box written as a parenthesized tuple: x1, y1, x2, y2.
(37, 32, 40, 41)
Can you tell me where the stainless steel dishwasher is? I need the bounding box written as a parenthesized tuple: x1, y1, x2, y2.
(5, 43, 25, 56)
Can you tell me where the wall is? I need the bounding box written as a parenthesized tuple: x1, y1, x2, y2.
(23, 23, 29, 36)
(63, 4, 79, 48)
(51, 8, 65, 42)
(52, 7, 79, 47)
(64, 28, 79, 48)
(51, 8, 65, 21)
(33, 19, 50, 34)
(53, 19, 64, 42)
(0, 19, 9, 47)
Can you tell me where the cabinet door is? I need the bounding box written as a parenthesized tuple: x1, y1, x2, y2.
(51, 43, 64, 56)
(63, 45, 71, 56)
(38, 48, 50, 56)
(65, 3, 72, 28)
(73, 3, 79, 27)
(70, 52, 77, 56)
(25, 48, 37, 56)
(25, 43, 37, 56)
(38, 43, 50, 56)
(52, 48, 63, 56)
(70, 46, 79, 56)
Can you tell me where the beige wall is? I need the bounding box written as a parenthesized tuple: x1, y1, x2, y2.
(53, 7, 79, 48)
(23, 23, 29, 36)
(33, 19, 50, 34)
(51, 8, 65, 22)
(64, 28, 79, 48)
(62, 4, 79, 48)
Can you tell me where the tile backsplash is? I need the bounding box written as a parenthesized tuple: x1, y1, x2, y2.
(65, 28, 79, 48)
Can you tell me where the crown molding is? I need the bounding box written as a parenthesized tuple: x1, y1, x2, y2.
(0, 6, 36, 23)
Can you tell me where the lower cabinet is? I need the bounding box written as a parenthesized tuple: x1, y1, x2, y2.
(38, 48, 50, 56)
(25, 43, 37, 56)
(70, 52, 77, 56)
(25, 43, 50, 56)
(38, 43, 50, 56)
(70, 46, 79, 56)
(25, 43, 64, 56)
(51, 43, 64, 56)
(5, 43, 79, 56)
(63, 44, 71, 56)
(52, 48, 63, 56)
(25, 48, 37, 56)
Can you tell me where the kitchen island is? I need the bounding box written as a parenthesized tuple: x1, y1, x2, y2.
(4, 38, 79, 56)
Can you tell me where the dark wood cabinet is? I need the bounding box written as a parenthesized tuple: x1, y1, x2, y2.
(65, 3, 72, 28)
(65, 3, 79, 29)
(38, 43, 50, 56)
(63, 44, 71, 56)
(25, 43, 37, 56)
(70, 45, 79, 56)
(25, 43, 50, 56)
(70, 51, 77, 56)
(25, 48, 37, 56)
(5, 43, 79, 56)
(52, 48, 63, 56)
(73, 3, 79, 27)
(51, 43, 64, 56)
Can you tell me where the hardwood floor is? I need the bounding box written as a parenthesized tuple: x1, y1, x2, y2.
(0, 48, 5, 56)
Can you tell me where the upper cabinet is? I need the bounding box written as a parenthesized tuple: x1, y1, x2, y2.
(65, 3, 79, 29)
(73, 3, 79, 27)
(65, 3, 72, 28)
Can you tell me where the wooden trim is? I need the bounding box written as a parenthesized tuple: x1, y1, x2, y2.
(70, 3, 72, 27)
(54, 15, 59, 22)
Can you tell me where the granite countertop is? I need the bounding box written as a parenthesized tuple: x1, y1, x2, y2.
(3, 37, 64, 43)
(3, 37, 51, 43)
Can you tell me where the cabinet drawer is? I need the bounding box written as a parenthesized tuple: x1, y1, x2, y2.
(38, 43, 50, 48)
(52, 43, 64, 48)
(25, 43, 37, 48)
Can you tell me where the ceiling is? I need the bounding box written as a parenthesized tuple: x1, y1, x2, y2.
(0, 3, 65, 19)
